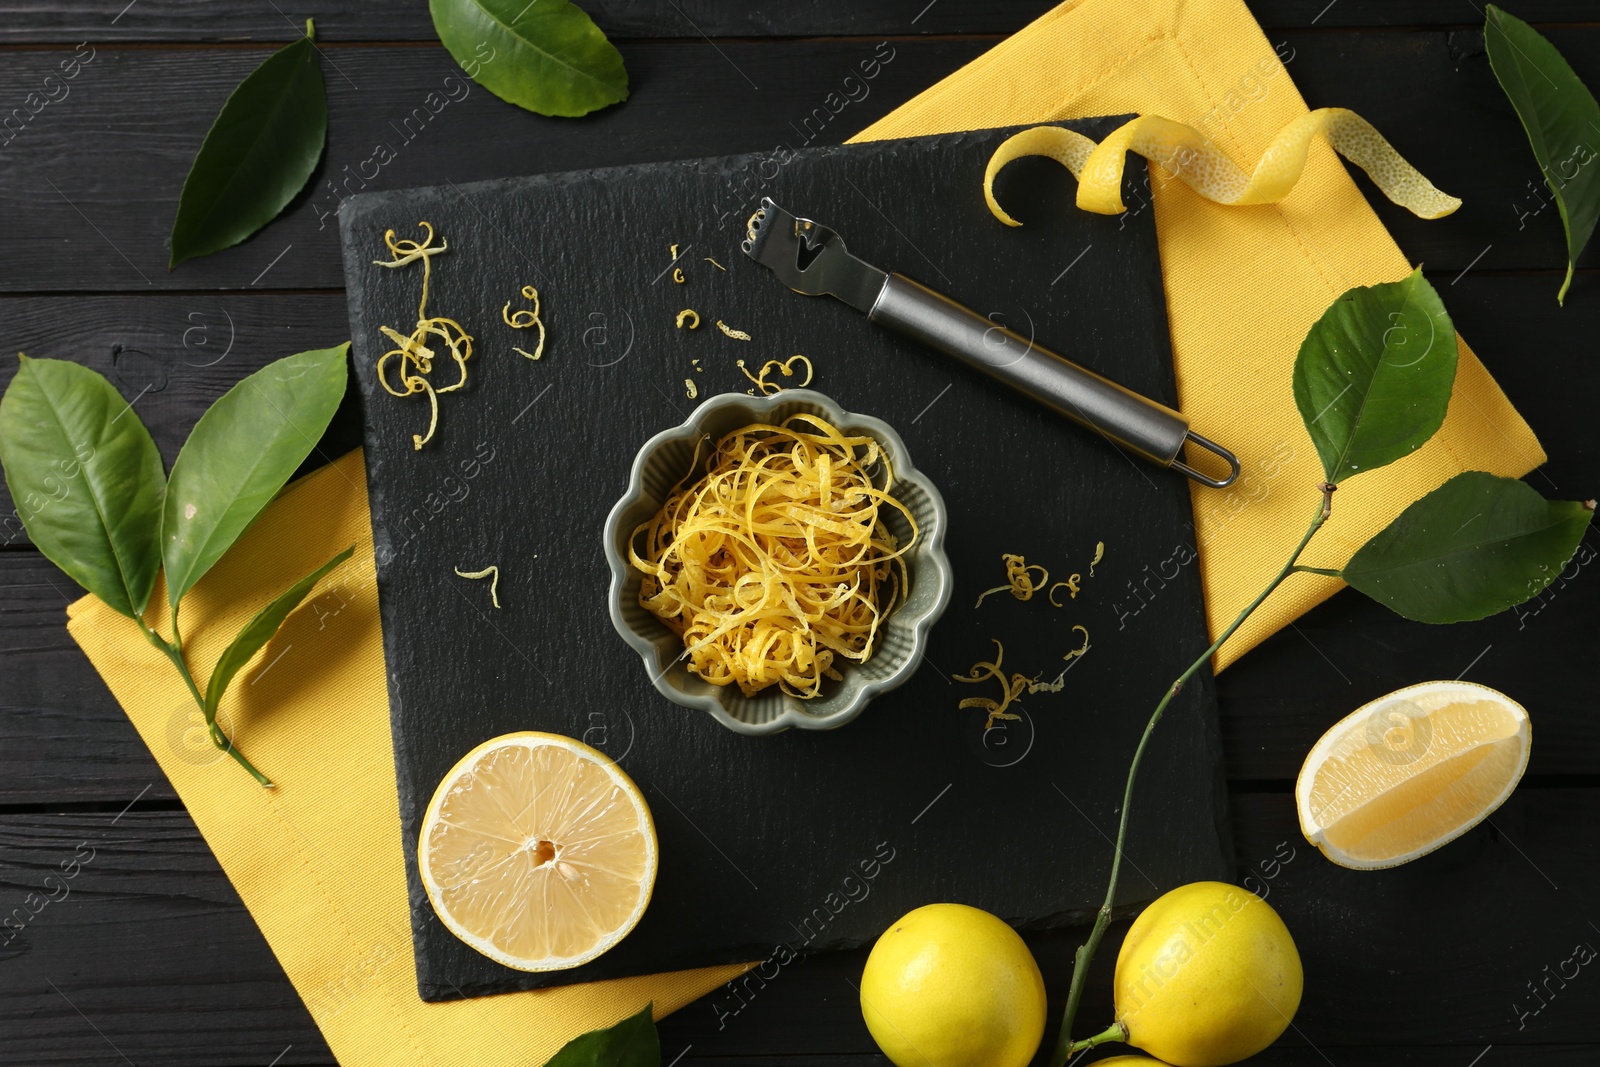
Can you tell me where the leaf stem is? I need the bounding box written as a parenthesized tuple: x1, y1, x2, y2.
(1049, 488, 1333, 1066)
(139, 621, 274, 788)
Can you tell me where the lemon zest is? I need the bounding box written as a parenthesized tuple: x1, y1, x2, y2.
(737, 354, 814, 396)
(501, 284, 546, 361)
(684, 378, 698, 399)
(630, 414, 916, 699)
(1048, 575, 1081, 606)
(984, 110, 1461, 225)
(953, 639, 1029, 731)
(676, 309, 700, 330)
(373, 222, 472, 450)
(975, 552, 1049, 608)
(717, 320, 752, 341)
(669, 243, 679, 259)
(673, 267, 686, 284)
(705, 257, 727, 271)
(1090, 541, 1104, 576)
(454, 565, 501, 608)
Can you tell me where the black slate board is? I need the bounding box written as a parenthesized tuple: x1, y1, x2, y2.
(339, 119, 1232, 1002)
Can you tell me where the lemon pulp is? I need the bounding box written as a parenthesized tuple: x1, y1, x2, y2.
(1297, 681, 1529, 869)
(418, 731, 657, 971)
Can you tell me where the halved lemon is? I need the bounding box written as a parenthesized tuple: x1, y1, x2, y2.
(1296, 680, 1530, 870)
(418, 731, 658, 971)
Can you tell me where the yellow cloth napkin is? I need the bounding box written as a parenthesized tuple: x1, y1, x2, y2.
(63, 1, 1547, 1064)
(68, 450, 751, 1066)
(852, 0, 1544, 667)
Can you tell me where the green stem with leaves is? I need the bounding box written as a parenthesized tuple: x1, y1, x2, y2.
(140, 621, 274, 788)
(1050, 486, 1334, 1065)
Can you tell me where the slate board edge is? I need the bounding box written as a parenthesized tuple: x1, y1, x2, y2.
(336, 119, 1234, 1001)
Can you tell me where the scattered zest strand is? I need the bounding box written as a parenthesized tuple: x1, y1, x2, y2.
(704, 256, 727, 271)
(630, 414, 916, 699)
(953, 640, 1031, 731)
(1048, 576, 1081, 606)
(374, 222, 472, 451)
(737, 354, 814, 396)
(455, 565, 501, 608)
(673, 268, 686, 284)
(684, 378, 698, 399)
(1089, 541, 1104, 576)
(717, 319, 752, 341)
(676, 309, 700, 330)
(501, 284, 546, 360)
(975, 552, 1049, 608)
(954, 636, 1085, 728)
(984, 110, 1461, 225)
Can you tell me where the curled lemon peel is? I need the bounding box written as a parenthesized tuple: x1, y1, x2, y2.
(955, 631, 1088, 726)
(737, 354, 815, 396)
(954, 639, 1026, 731)
(630, 413, 916, 699)
(676, 309, 700, 330)
(673, 267, 686, 284)
(684, 378, 698, 399)
(502, 284, 546, 361)
(373, 222, 472, 450)
(1048, 575, 1081, 606)
(717, 320, 752, 341)
(975, 552, 1049, 608)
(983, 109, 1461, 225)
(454, 565, 501, 608)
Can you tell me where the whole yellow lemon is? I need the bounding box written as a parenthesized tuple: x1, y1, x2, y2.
(1114, 881, 1302, 1067)
(1091, 1058, 1169, 1065)
(859, 903, 1046, 1067)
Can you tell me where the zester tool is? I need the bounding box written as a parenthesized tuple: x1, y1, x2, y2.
(741, 198, 1240, 489)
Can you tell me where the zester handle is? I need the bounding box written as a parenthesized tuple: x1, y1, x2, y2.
(868, 274, 1237, 487)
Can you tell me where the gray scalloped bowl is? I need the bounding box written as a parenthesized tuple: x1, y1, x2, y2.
(603, 389, 952, 735)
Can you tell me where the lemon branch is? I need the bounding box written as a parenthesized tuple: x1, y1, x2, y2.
(1051, 486, 1333, 1065)
(140, 621, 275, 788)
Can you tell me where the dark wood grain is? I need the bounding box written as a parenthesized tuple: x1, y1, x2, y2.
(0, 29, 1597, 293)
(0, 0, 1590, 44)
(3, 793, 1597, 1065)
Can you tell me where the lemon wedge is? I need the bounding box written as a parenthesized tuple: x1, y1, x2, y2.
(1296, 681, 1529, 869)
(418, 731, 658, 971)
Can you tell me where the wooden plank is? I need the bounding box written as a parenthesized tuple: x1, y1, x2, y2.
(0, 38, 987, 292)
(0, 1, 1590, 43)
(0, 554, 175, 804)
(0, 292, 355, 548)
(0, 30, 1595, 293)
(3, 793, 1598, 1064)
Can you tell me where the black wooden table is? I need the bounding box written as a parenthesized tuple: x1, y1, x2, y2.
(2, 3, 1597, 1064)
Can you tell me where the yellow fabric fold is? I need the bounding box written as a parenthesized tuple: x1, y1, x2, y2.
(68, 450, 751, 1067)
(852, 0, 1543, 667)
(62, 1, 1546, 1063)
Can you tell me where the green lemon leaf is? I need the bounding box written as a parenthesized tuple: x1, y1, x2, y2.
(162, 343, 349, 609)
(0, 356, 163, 618)
(430, 0, 627, 118)
(203, 545, 354, 712)
(169, 19, 327, 268)
(1340, 472, 1595, 623)
(1292, 267, 1456, 485)
(1486, 5, 1600, 305)
(542, 1004, 658, 1067)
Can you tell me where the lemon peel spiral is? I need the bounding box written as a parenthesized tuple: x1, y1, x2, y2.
(984, 109, 1460, 224)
